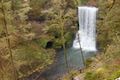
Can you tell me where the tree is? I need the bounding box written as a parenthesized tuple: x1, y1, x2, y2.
(0, 0, 18, 80)
(0, 0, 32, 80)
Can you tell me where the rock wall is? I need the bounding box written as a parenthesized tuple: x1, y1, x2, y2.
(97, 0, 120, 51)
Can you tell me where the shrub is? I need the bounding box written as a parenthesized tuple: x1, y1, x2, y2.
(84, 72, 104, 80)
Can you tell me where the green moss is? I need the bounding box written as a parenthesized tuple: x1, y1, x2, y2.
(108, 70, 120, 80)
(85, 58, 93, 68)
(84, 72, 104, 80)
(64, 32, 74, 46)
(37, 39, 48, 48)
(53, 38, 63, 48)
(34, 35, 54, 48)
(81, 0, 88, 4)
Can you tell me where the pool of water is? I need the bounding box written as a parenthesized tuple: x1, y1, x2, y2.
(25, 48, 96, 80)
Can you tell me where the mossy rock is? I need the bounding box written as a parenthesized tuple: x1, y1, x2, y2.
(53, 38, 63, 48)
(64, 32, 74, 46)
(36, 35, 54, 48)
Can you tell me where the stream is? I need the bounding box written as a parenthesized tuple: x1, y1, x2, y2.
(25, 6, 98, 80)
(25, 48, 96, 80)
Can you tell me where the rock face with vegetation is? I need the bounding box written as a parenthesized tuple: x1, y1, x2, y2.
(62, 0, 120, 80)
(84, 0, 120, 80)
(0, 0, 79, 80)
(29, 0, 79, 48)
(0, 0, 120, 80)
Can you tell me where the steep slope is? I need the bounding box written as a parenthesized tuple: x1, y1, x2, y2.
(84, 0, 120, 80)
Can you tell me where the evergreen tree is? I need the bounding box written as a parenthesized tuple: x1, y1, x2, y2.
(0, 0, 17, 80)
(12, 0, 33, 40)
(0, 0, 32, 79)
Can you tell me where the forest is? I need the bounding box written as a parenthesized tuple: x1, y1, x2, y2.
(0, 0, 120, 80)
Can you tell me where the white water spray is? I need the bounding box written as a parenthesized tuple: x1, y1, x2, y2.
(73, 6, 98, 51)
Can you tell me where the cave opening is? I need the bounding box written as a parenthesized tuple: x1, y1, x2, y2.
(45, 41, 53, 49)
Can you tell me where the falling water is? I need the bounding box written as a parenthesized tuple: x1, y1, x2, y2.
(27, 6, 98, 80)
(73, 6, 98, 51)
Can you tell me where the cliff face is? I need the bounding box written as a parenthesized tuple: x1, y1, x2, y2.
(84, 0, 120, 80)
(97, 0, 120, 51)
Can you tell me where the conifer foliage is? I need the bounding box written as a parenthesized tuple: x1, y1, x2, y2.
(0, 0, 55, 79)
(0, 0, 81, 80)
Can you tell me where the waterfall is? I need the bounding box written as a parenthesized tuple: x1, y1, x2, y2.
(73, 6, 98, 51)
